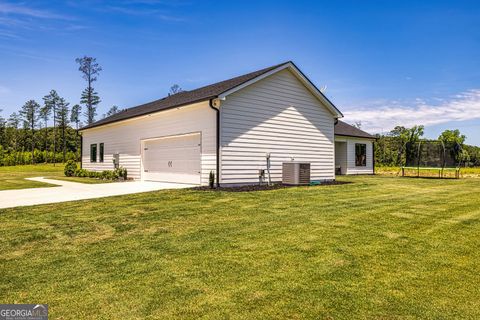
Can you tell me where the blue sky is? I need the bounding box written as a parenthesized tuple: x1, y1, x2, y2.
(0, 0, 479, 145)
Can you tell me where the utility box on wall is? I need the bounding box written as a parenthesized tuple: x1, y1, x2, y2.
(282, 162, 311, 185)
(113, 153, 120, 169)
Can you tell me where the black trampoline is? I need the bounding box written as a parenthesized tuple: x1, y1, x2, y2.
(401, 140, 462, 178)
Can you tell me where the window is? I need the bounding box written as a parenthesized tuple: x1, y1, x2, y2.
(99, 143, 104, 162)
(90, 144, 97, 162)
(355, 143, 367, 166)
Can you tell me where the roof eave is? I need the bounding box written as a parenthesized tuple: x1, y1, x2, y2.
(335, 133, 377, 140)
(79, 96, 215, 132)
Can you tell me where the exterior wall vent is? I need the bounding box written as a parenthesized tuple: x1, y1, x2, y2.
(282, 162, 311, 185)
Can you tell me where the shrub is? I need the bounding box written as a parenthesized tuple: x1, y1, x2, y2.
(74, 168, 88, 177)
(66, 165, 128, 181)
(115, 167, 127, 180)
(64, 160, 77, 177)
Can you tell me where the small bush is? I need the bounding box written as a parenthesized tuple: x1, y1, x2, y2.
(74, 168, 88, 177)
(64, 160, 77, 177)
(115, 167, 127, 180)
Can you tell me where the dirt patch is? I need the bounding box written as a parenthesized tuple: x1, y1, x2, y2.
(191, 181, 350, 192)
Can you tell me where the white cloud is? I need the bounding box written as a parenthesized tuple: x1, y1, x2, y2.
(342, 89, 480, 133)
(0, 2, 69, 20)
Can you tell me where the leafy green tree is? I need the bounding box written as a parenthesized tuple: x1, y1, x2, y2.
(76, 56, 102, 124)
(438, 129, 466, 146)
(57, 97, 70, 162)
(439, 129, 467, 164)
(389, 125, 424, 165)
(19, 100, 40, 163)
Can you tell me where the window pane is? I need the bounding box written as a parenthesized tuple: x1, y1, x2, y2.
(355, 143, 367, 166)
(90, 144, 97, 162)
(99, 143, 104, 162)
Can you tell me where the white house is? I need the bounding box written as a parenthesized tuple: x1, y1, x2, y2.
(334, 121, 376, 175)
(80, 61, 375, 186)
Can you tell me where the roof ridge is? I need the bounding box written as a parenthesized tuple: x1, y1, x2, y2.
(82, 61, 292, 130)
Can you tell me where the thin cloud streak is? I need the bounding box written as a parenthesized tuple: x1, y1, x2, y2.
(343, 89, 480, 133)
(0, 2, 71, 20)
(105, 5, 185, 21)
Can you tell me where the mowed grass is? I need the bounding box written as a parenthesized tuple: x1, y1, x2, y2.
(0, 164, 64, 190)
(376, 166, 480, 178)
(0, 164, 112, 190)
(1, 176, 480, 319)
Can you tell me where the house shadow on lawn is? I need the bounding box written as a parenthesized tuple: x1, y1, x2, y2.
(192, 181, 352, 192)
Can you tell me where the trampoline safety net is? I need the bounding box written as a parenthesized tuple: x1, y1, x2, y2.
(405, 140, 462, 168)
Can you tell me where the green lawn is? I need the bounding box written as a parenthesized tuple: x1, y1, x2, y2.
(1, 176, 479, 319)
(376, 165, 480, 178)
(0, 164, 112, 190)
(0, 164, 64, 190)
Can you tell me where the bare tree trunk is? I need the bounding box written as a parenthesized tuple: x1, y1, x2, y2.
(44, 123, 48, 163)
(62, 126, 66, 163)
(53, 113, 56, 166)
(31, 128, 35, 164)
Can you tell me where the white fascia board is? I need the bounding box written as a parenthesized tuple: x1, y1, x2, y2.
(218, 62, 344, 118)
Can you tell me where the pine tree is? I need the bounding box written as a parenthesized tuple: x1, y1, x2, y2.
(19, 100, 40, 164)
(43, 90, 60, 164)
(39, 104, 51, 156)
(104, 105, 120, 118)
(57, 97, 70, 163)
(0, 108, 5, 147)
(70, 104, 82, 161)
(8, 112, 21, 153)
(76, 56, 102, 125)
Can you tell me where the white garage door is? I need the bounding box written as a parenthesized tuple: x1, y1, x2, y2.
(142, 133, 201, 184)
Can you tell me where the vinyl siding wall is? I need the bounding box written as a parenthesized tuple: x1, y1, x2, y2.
(220, 69, 336, 185)
(81, 101, 216, 185)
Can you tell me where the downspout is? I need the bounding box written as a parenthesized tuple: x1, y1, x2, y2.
(209, 99, 220, 187)
(80, 133, 83, 169)
(372, 140, 375, 175)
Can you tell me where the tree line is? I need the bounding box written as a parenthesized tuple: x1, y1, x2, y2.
(0, 56, 121, 166)
(374, 125, 480, 167)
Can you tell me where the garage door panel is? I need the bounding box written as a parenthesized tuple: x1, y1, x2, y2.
(143, 133, 201, 184)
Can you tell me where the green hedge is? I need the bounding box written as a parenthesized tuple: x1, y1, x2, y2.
(0, 147, 77, 166)
(64, 161, 128, 181)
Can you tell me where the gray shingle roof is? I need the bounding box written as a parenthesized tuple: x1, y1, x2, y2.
(335, 120, 376, 139)
(81, 62, 290, 130)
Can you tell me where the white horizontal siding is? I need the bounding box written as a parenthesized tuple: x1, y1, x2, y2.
(340, 137, 374, 175)
(220, 68, 335, 184)
(81, 101, 216, 185)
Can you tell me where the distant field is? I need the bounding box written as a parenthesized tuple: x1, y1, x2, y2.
(0, 164, 111, 190)
(1, 175, 480, 319)
(376, 166, 480, 178)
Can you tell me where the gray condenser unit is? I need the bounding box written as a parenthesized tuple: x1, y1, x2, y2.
(282, 162, 311, 185)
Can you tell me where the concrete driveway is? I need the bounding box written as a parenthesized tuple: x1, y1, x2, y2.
(0, 177, 195, 209)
